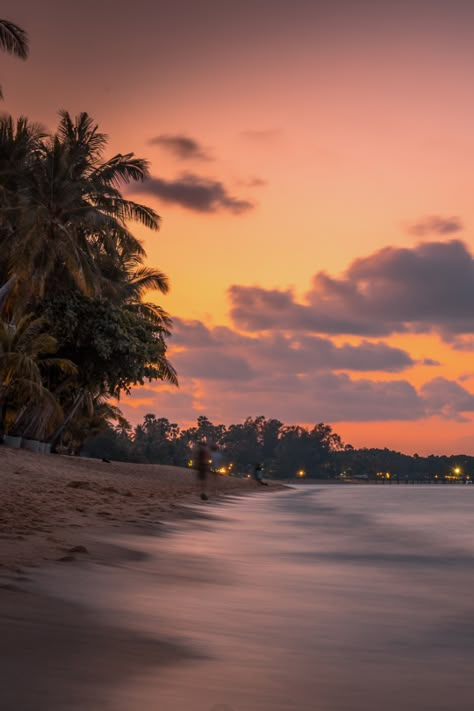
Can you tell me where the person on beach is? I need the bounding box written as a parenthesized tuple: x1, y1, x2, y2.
(195, 441, 211, 500)
(254, 463, 268, 486)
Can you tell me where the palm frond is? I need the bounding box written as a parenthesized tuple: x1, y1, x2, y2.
(56, 110, 108, 158)
(92, 194, 160, 230)
(154, 354, 179, 386)
(125, 301, 173, 331)
(0, 275, 15, 313)
(127, 266, 169, 296)
(0, 20, 28, 59)
(39, 357, 77, 375)
(91, 153, 151, 186)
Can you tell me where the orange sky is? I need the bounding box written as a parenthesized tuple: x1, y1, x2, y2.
(5, 0, 474, 454)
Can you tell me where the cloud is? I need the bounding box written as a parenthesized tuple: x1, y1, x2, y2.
(195, 372, 425, 423)
(173, 350, 255, 381)
(125, 370, 474, 425)
(119, 386, 197, 426)
(216, 374, 474, 423)
(137, 174, 255, 214)
(229, 240, 474, 341)
(149, 134, 212, 161)
(238, 176, 267, 188)
(122, 317, 474, 426)
(407, 215, 463, 237)
(420, 357, 440, 366)
(229, 285, 390, 336)
(420, 377, 474, 422)
(240, 129, 281, 142)
(171, 318, 415, 376)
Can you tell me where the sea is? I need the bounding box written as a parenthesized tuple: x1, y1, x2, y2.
(37, 484, 474, 710)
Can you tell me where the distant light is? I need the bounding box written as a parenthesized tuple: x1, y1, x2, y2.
(297, 469, 305, 477)
(454, 466, 461, 475)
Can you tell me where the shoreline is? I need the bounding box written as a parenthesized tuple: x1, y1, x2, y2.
(0, 447, 285, 575)
(0, 449, 288, 710)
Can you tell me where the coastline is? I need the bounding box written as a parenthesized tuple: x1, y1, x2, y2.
(0, 448, 287, 710)
(0, 447, 284, 573)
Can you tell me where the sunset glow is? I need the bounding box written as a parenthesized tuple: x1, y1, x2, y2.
(6, 0, 474, 454)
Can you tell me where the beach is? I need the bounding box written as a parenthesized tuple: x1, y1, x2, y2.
(0, 448, 282, 710)
(2, 466, 474, 710)
(0, 447, 277, 572)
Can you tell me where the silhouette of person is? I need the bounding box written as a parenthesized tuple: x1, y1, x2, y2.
(254, 463, 268, 486)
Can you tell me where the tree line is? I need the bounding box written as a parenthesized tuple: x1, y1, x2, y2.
(0, 20, 176, 451)
(83, 414, 474, 481)
(82, 414, 344, 478)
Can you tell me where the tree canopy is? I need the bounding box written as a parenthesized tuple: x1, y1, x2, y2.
(0, 109, 176, 448)
(83, 413, 474, 482)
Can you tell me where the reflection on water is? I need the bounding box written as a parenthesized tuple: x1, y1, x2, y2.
(41, 486, 474, 710)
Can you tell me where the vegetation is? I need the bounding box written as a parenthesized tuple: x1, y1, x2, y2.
(83, 413, 474, 482)
(0, 314, 76, 439)
(0, 20, 176, 450)
(0, 18, 29, 98)
(83, 414, 344, 476)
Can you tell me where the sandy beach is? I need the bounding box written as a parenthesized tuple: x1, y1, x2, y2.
(0, 448, 285, 710)
(0, 448, 280, 573)
(2, 461, 474, 710)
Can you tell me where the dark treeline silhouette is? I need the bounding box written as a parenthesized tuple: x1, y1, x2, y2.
(82, 414, 473, 481)
(82, 414, 342, 478)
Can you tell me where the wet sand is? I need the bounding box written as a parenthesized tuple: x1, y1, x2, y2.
(0, 447, 277, 571)
(0, 587, 197, 711)
(0, 449, 283, 711)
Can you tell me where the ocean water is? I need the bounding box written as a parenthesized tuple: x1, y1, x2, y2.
(41, 485, 474, 710)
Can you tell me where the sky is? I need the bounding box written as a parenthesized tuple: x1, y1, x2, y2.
(4, 0, 474, 454)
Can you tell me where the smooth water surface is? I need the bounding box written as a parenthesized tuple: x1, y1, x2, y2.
(40, 485, 474, 710)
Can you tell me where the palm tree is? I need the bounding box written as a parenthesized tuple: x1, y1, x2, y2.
(0, 20, 28, 58)
(0, 20, 29, 98)
(0, 314, 76, 437)
(0, 115, 46, 308)
(4, 111, 161, 306)
(0, 111, 177, 449)
(60, 389, 128, 455)
(97, 241, 172, 329)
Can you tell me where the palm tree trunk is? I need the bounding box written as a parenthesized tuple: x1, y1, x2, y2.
(48, 390, 84, 451)
(21, 409, 43, 439)
(0, 276, 16, 314)
(0, 399, 7, 440)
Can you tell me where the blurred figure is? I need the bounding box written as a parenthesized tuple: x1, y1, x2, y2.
(195, 441, 211, 500)
(254, 463, 268, 486)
